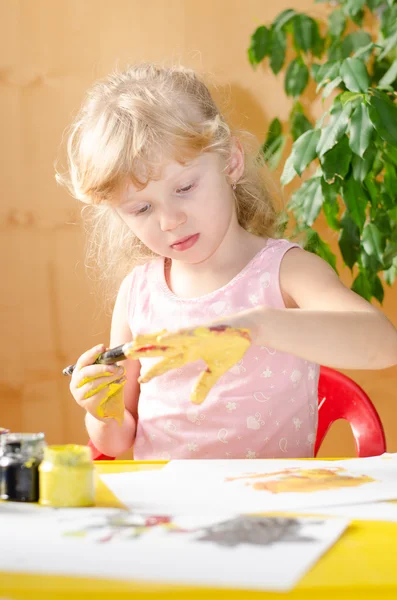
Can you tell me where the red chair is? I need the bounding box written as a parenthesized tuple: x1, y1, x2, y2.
(88, 366, 387, 460)
(315, 366, 386, 457)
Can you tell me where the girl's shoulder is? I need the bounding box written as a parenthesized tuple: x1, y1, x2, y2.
(254, 237, 302, 272)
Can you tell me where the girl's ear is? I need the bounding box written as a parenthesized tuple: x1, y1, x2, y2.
(228, 138, 245, 183)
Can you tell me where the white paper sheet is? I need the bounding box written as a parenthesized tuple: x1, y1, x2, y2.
(295, 501, 397, 522)
(0, 507, 348, 591)
(100, 454, 397, 514)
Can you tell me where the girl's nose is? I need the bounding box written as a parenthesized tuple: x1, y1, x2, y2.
(159, 207, 187, 232)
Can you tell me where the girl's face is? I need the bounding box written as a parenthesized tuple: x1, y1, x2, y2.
(116, 151, 241, 264)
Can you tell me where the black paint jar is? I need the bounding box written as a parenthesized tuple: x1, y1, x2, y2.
(0, 433, 46, 502)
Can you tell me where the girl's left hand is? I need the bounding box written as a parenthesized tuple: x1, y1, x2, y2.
(125, 308, 261, 404)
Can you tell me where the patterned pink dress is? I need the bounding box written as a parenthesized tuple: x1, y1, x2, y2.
(126, 238, 319, 459)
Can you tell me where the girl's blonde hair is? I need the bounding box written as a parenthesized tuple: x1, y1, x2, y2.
(57, 63, 281, 297)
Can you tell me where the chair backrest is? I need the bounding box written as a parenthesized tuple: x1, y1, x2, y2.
(315, 366, 386, 457)
(88, 366, 387, 460)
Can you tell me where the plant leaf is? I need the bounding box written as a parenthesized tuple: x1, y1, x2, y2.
(321, 179, 340, 230)
(378, 59, 397, 89)
(341, 31, 372, 60)
(340, 91, 364, 106)
(344, 0, 366, 18)
(290, 104, 313, 141)
(378, 30, 397, 62)
(328, 9, 346, 39)
(284, 57, 309, 97)
(371, 275, 385, 303)
(352, 271, 373, 301)
(292, 14, 322, 54)
(383, 240, 397, 269)
(262, 135, 286, 171)
(322, 76, 343, 98)
(367, 0, 384, 11)
(304, 230, 338, 271)
(342, 177, 369, 232)
(340, 57, 370, 92)
(314, 60, 341, 90)
(384, 163, 397, 200)
(280, 152, 297, 186)
(368, 90, 397, 146)
(292, 128, 321, 175)
(288, 176, 324, 226)
(380, 4, 397, 38)
(273, 9, 297, 31)
(383, 143, 397, 167)
(338, 212, 360, 269)
(248, 25, 272, 65)
(349, 103, 374, 157)
(384, 262, 397, 286)
(321, 135, 352, 182)
(364, 173, 380, 207)
(352, 146, 376, 183)
(270, 27, 287, 74)
(362, 222, 386, 263)
(261, 118, 286, 170)
(316, 101, 352, 157)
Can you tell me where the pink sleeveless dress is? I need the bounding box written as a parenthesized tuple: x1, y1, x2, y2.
(126, 238, 319, 459)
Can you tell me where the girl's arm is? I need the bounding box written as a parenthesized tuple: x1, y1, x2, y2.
(85, 275, 141, 456)
(250, 248, 397, 369)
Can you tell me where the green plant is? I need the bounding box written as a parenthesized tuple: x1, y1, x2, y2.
(248, 0, 397, 303)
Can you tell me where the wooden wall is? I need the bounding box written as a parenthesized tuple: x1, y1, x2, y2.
(1, 0, 396, 456)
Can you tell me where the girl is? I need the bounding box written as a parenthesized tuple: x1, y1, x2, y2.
(59, 63, 397, 460)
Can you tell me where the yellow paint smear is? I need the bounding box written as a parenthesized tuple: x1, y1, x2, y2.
(125, 325, 251, 404)
(226, 468, 375, 494)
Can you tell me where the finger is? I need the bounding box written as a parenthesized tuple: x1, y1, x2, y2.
(74, 364, 124, 388)
(76, 369, 126, 399)
(138, 353, 186, 384)
(190, 367, 225, 405)
(74, 344, 106, 372)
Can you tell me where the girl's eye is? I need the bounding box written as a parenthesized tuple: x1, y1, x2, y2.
(135, 204, 151, 215)
(176, 183, 194, 194)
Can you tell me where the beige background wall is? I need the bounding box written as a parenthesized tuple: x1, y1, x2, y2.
(1, 0, 396, 456)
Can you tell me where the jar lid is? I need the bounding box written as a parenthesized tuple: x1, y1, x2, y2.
(0, 432, 46, 458)
(43, 444, 92, 466)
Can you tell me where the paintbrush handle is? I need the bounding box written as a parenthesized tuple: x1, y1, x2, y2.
(62, 344, 129, 376)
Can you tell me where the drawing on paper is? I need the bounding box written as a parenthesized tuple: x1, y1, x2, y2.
(225, 467, 375, 493)
(192, 516, 317, 548)
(62, 512, 175, 543)
(60, 510, 324, 550)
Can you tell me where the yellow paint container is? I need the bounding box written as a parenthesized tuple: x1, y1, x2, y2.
(39, 444, 95, 507)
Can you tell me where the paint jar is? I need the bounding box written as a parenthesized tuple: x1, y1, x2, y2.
(39, 444, 95, 507)
(0, 433, 46, 502)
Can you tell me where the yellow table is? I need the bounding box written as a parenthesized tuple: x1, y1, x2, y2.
(1, 460, 397, 600)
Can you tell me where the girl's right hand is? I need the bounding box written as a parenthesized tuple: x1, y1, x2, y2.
(70, 344, 126, 422)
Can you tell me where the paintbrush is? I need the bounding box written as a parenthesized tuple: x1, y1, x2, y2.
(62, 342, 134, 376)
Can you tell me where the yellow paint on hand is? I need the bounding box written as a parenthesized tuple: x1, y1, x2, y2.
(39, 445, 95, 508)
(96, 380, 126, 424)
(125, 325, 251, 404)
(80, 369, 126, 424)
(78, 372, 115, 388)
